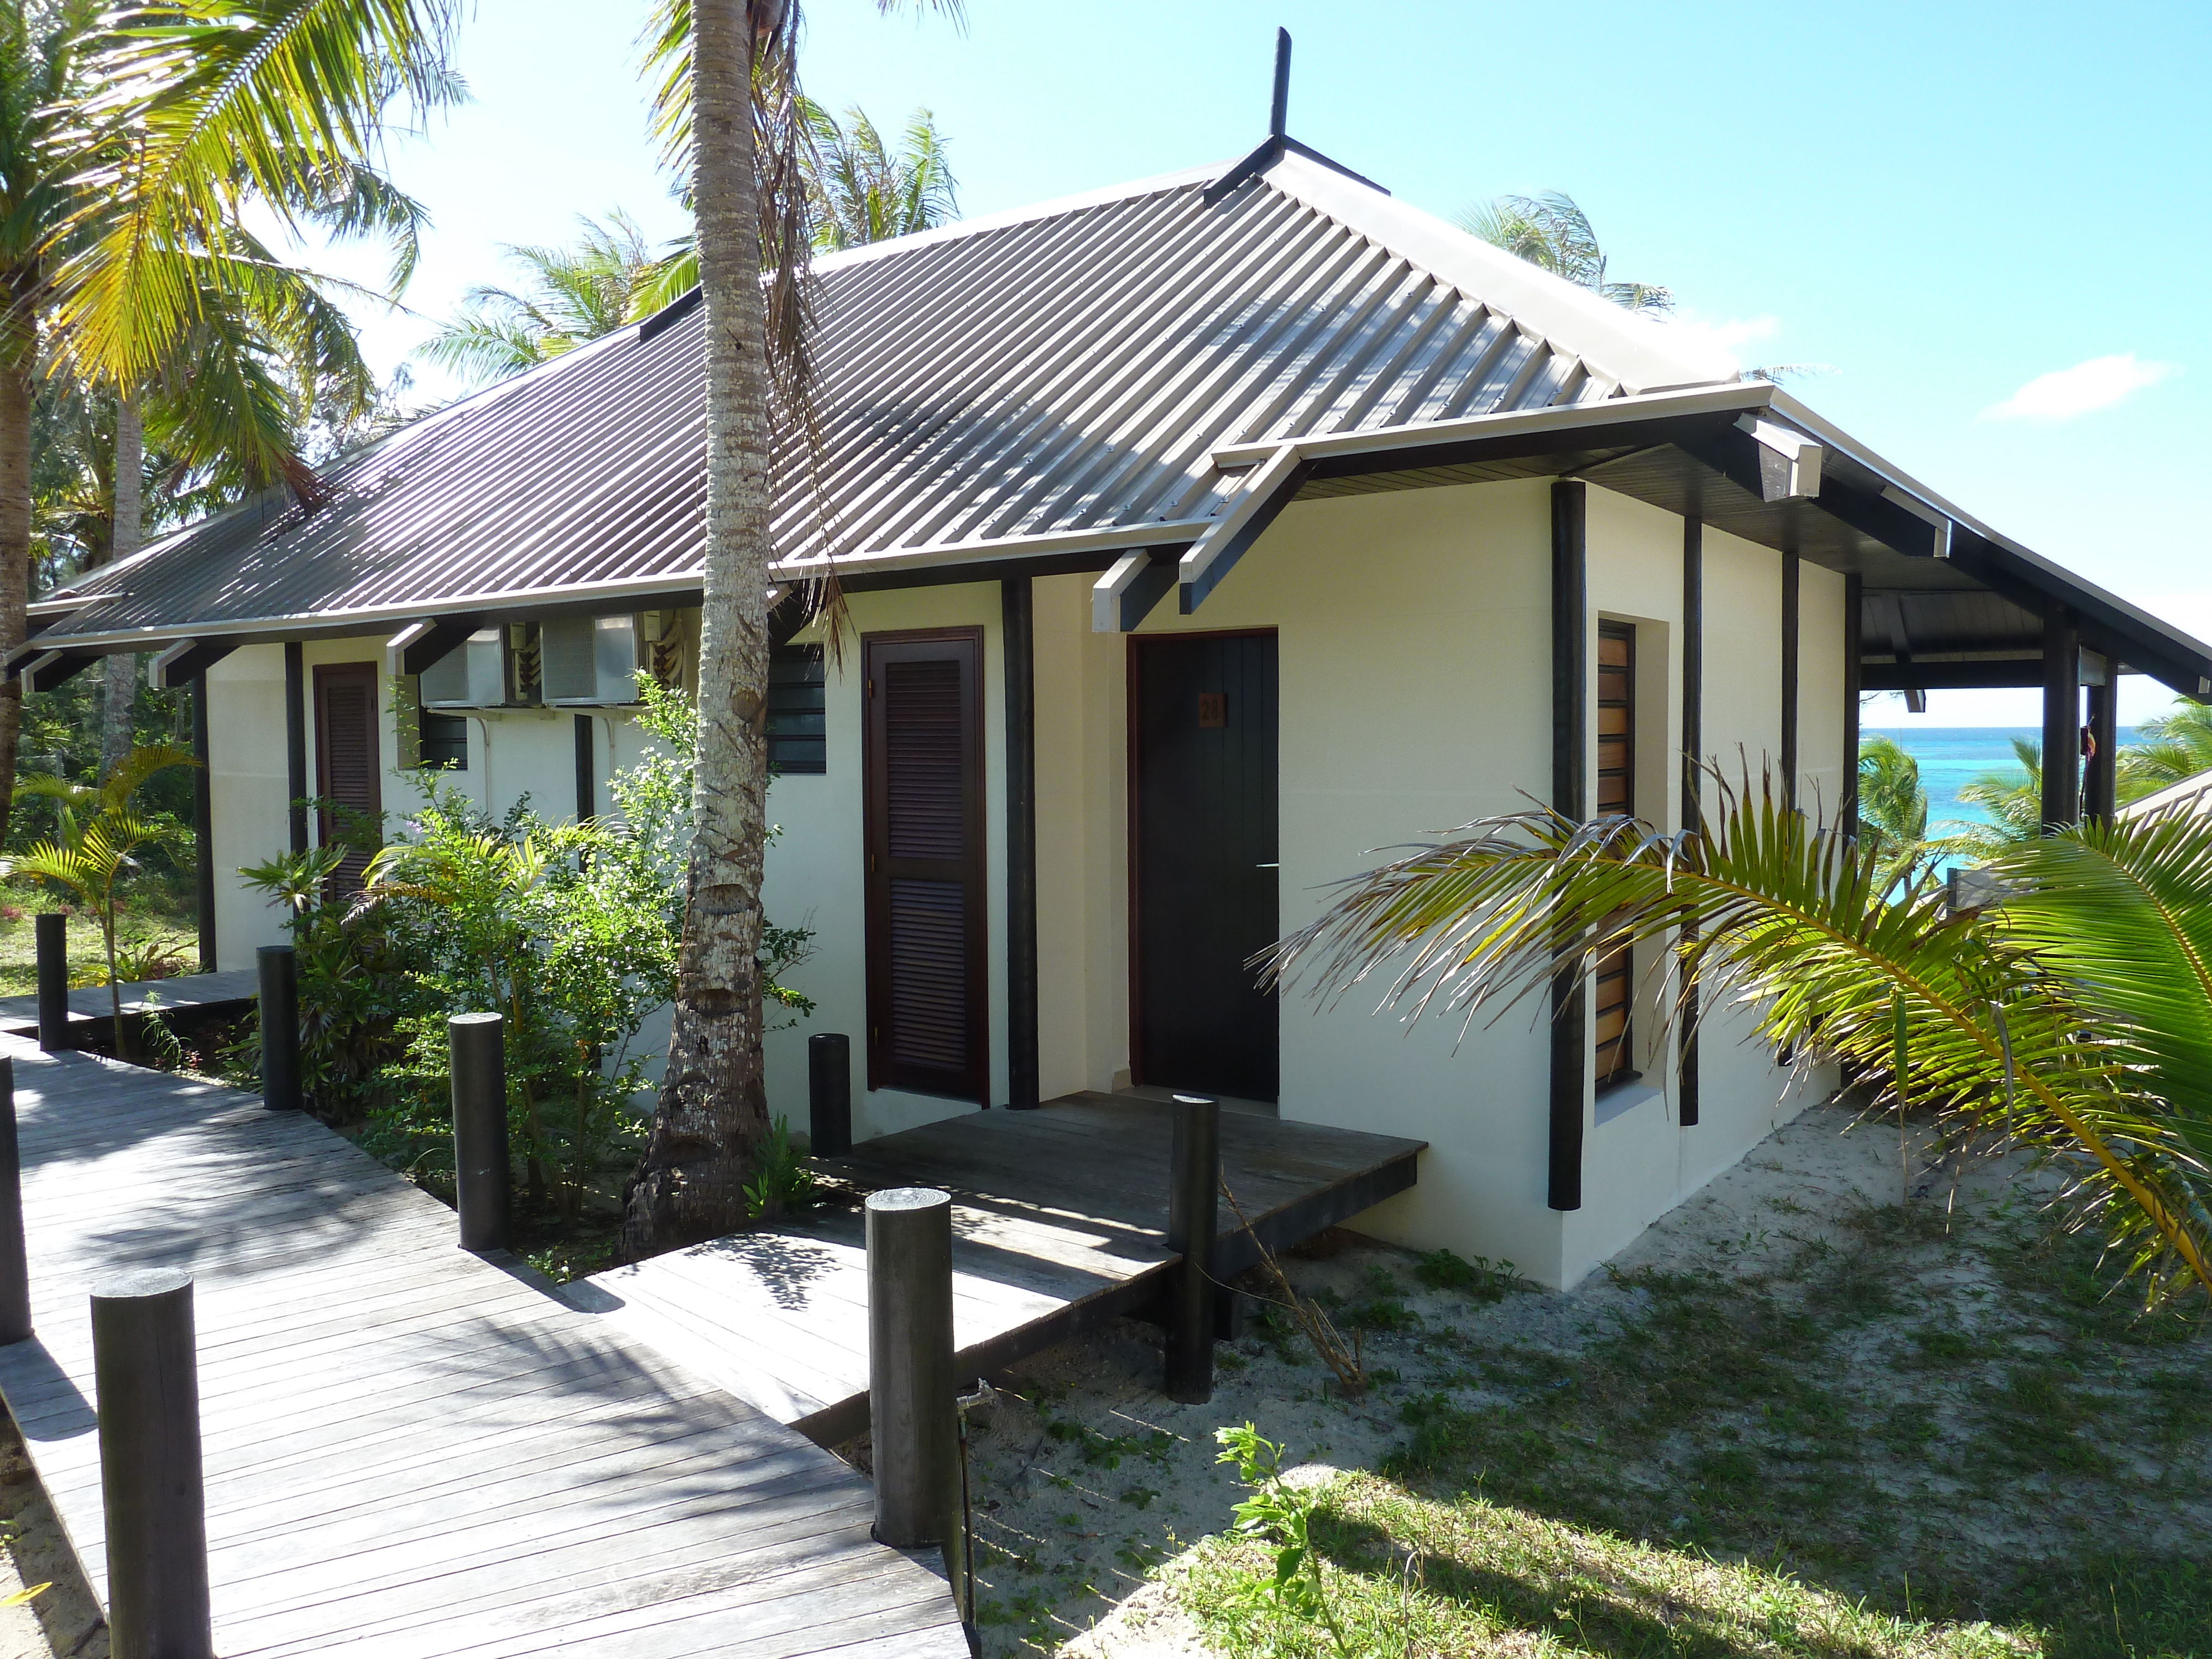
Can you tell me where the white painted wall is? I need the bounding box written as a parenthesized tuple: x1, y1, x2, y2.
(206, 645, 293, 968)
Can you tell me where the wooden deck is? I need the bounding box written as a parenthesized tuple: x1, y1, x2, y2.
(0, 1039, 967, 1658)
(573, 1093, 1425, 1446)
(0, 967, 259, 1039)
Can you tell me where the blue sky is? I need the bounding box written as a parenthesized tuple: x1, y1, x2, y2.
(330, 0, 2211, 724)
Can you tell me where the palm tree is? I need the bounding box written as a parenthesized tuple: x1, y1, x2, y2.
(1458, 191, 1672, 314)
(621, 0, 958, 1258)
(623, 100, 959, 325)
(1856, 734, 1931, 888)
(1950, 738, 2046, 857)
(2, 741, 196, 1056)
(8, 1, 461, 839)
(2120, 698, 2212, 797)
(1269, 775, 2212, 1303)
(804, 101, 955, 251)
(421, 211, 666, 385)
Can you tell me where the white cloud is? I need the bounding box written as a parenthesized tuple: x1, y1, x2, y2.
(1980, 353, 2179, 421)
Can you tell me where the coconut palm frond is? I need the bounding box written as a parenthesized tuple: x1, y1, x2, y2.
(1457, 189, 1672, 315)
(2119, 698, 2212, 799)
(1267, 768, 2212, 1303)
(49, 0, 464, 389)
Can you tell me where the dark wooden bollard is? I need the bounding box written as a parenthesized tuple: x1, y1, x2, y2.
(258, 945, 302, 1112)
(810, 1032, 852, 1157)
(867, 1187, 958, 1549)
(92, 1268, 213, 1659)
(0, 1059, 28, 1345)
(35, 914, 68, 1053)
(450, 1013, 509, 1253)
(1165, 1094, 1220, 1404)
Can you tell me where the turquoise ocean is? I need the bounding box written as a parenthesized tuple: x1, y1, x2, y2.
(1863, 726, 2141, 836)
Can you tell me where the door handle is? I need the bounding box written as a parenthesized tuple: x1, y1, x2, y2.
(1256, 863, 1279, 869)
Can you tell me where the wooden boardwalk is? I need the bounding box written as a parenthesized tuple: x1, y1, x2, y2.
(575, 1094, 1425, 1446)
(0, 1039, 967, 1658)
(0, 967, 258, 1039)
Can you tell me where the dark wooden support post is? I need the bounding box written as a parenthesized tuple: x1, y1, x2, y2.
(0, 1059, 29, 1345)
(1165, 1093, 1220, 1403)
(1003, 577, 1040, 1110)
(191, 675, 216, 973)
(2085, 675, 2119, 826)
(35, 914, 68, 1053)
(867, 1187, 958, 1548)
(1842, 573, 1863, 839)
(257, 946, 301, 1113)
(285, 641, 308, 854)
(1780, 551, 1801, 810)
(572, 713, 594, 822)
(1679, 519, 1702, 1129)
(1549, 482, 1587, 1211)
(92, 1268, 213, 1659)
(809, 1032, 852, 1156)
(2041, 603, 2081, 831)
(450, 1013, 509, 1253)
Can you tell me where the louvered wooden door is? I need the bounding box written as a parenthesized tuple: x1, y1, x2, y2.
(1593, 622, 1635, 1086)
(864, 630, 988, 1102)
(312, 662, 384, 895)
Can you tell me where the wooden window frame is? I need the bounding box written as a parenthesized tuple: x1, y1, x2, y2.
(1594, 620, 1637, 1090)
(862, 627, 989, 1103)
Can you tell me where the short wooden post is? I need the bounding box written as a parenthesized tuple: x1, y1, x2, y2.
(92, 1268, 213, 1659)
(35, 913, 68, 1053)
(450, 1013, 509, 1253)
(0, 1059, 29, 1345)
(1165, 1094, 1220, 1404)
(809, 1032, 852, 1157)
(257, 945, 302, 1112)
(867, 1187, 958, 1549)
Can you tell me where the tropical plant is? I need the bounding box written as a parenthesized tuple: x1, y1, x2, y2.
(1269, 770, 2212, 1305)
(622, 99, 959, 330)
(1950, 737, 2046, 856)
(804, 100, 956, 251)
(420, 211, 667, 384)
(1213, 1423, 1352, 1658)
(622, 0, 957, 1258)
(1856, 734, 1932, 889)
(1457, 190, 1672, 314)
(1, 742, 196, 1053)
(741, 1114, 813, 1221)
(0, 1, 457, 847)
(2119, 697, 2212, 797)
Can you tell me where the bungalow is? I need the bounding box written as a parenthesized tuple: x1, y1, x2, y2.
(18, 137, 2210, 1290)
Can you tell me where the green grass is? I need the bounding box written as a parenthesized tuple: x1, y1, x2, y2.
(1182, 1191, 2212, 1658)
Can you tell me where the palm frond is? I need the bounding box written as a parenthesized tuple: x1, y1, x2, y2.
(1268, 767, 2212, 1302)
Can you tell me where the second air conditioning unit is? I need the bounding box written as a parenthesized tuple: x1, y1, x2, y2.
(540, 614, 645, 706)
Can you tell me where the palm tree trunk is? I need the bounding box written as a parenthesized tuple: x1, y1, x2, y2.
(100, 393, 145, 775)
(0, 304, 32, 849)
(620, 0, 775, 1258)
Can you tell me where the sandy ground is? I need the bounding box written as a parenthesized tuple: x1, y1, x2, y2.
(0, 1424, 104, 1659)
(959, 1097, 2053, 1658)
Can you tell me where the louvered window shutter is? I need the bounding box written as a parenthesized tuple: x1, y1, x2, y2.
(864, 631, 987, 1102)
(314, 662, 385, 896)
(1594, 622, 1635, 1086)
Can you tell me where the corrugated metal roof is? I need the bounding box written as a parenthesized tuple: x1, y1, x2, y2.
(34, 149, 1738, 647)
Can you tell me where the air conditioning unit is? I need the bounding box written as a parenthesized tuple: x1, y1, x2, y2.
(541, 615, 645, 706)
(419, 624, 540, 708)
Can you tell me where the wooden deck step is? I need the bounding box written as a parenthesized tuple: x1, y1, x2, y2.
(0, 967, 260, 1037)
(573, 1092, 1424, 1446)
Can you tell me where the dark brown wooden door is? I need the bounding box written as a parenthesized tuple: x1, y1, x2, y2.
(864, 630, 988, 1102)
(312, 662, 384, 894)
(1594, 622, 1635, 1086)
(1131, 632, 1279, 1102)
